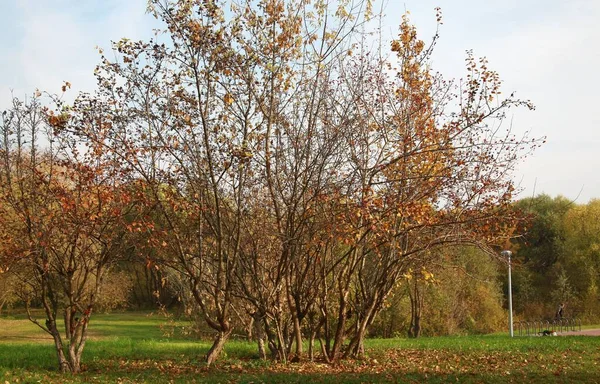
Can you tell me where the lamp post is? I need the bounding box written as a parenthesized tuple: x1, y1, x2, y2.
(501, 250, 513, 337)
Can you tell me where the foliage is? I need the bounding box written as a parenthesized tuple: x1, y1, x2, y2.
(511, 195, 600, 323)
(371, 246, 506, 337)
(94, 270, 135, 312)
(513, 195, 572, 271)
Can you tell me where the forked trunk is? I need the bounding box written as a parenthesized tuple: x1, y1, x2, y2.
(68, 348, 82, 374)
(408, 277, 422, 338)
(67, 325, 88, 374)
(345, 319, 368, 359)
(409, 313, 421, 338)
(275, 320, 288, 363)
(345, 298, 379, 359)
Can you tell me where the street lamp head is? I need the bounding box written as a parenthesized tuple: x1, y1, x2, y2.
(501, 250, 512, 258)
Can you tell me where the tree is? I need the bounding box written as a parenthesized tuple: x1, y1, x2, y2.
(511, 195, 573, 317)
(309, 12, 538, 360)
(558, 200, 600, 319)
(0, 95, 140, 373)
(0, 270, 19, 314)
(59, 0, 540, 365)
(513, 195, 572, 270)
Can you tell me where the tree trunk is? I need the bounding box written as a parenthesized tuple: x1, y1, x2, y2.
(64, 308, 77, 340)
(318, 337, 331, 363)
(54, 342, 71, 372)
(308, 315, 325, 362)
(67, 319, 89, 374)
(263, 319, 279, 359)
(345, 298, 378, 359)
(292, 315, 303, 361)
(252, 312, 267, 359)
(308, 335, 314, 361)
(275, 318, 288, 363)
(346, 317, 368, 359)
(257, 334, 267, 360)
(410, 313, 421, 338)
(37, 273, 73, 373)
(68, 346, 81, 374)
(330, 294, 348, 363)
(0, 297, 6, 315)
(206, 329, 231, 366)
(46, 319, 71, 373)
(408, 278, 422, 338)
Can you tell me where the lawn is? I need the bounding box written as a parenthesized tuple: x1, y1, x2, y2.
(1, 312, 600, 383)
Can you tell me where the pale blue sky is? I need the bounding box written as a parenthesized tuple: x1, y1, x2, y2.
(1, 0, 599, 202)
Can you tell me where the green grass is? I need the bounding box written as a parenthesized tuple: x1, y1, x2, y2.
(2, 312, 600, 383)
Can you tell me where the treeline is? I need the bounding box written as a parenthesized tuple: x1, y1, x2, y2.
(374, 195, 600, 337)
(0, 0, 541, 374)
(511, 195, 600, 322)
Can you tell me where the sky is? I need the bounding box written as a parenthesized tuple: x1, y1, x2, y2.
(1, 0, 599, 203)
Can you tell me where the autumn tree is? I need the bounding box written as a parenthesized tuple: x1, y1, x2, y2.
(0, 95, 141, 373)
(60, 0, 540, 365)
(297, 11, 540, 361)
(63, 0, 268, 365)
(72, 0, 367, 364)
(229, 0, 367, 362)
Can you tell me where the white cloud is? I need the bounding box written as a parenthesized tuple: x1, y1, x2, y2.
(1, 0, 155, 106)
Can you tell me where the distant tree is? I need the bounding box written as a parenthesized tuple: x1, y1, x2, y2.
(511, 195, 573, 317)
(0, 270, 19, 314)
(372, 246, 505, 337)
(558, 200, 600, 319)
(513, 195, 572, 270)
